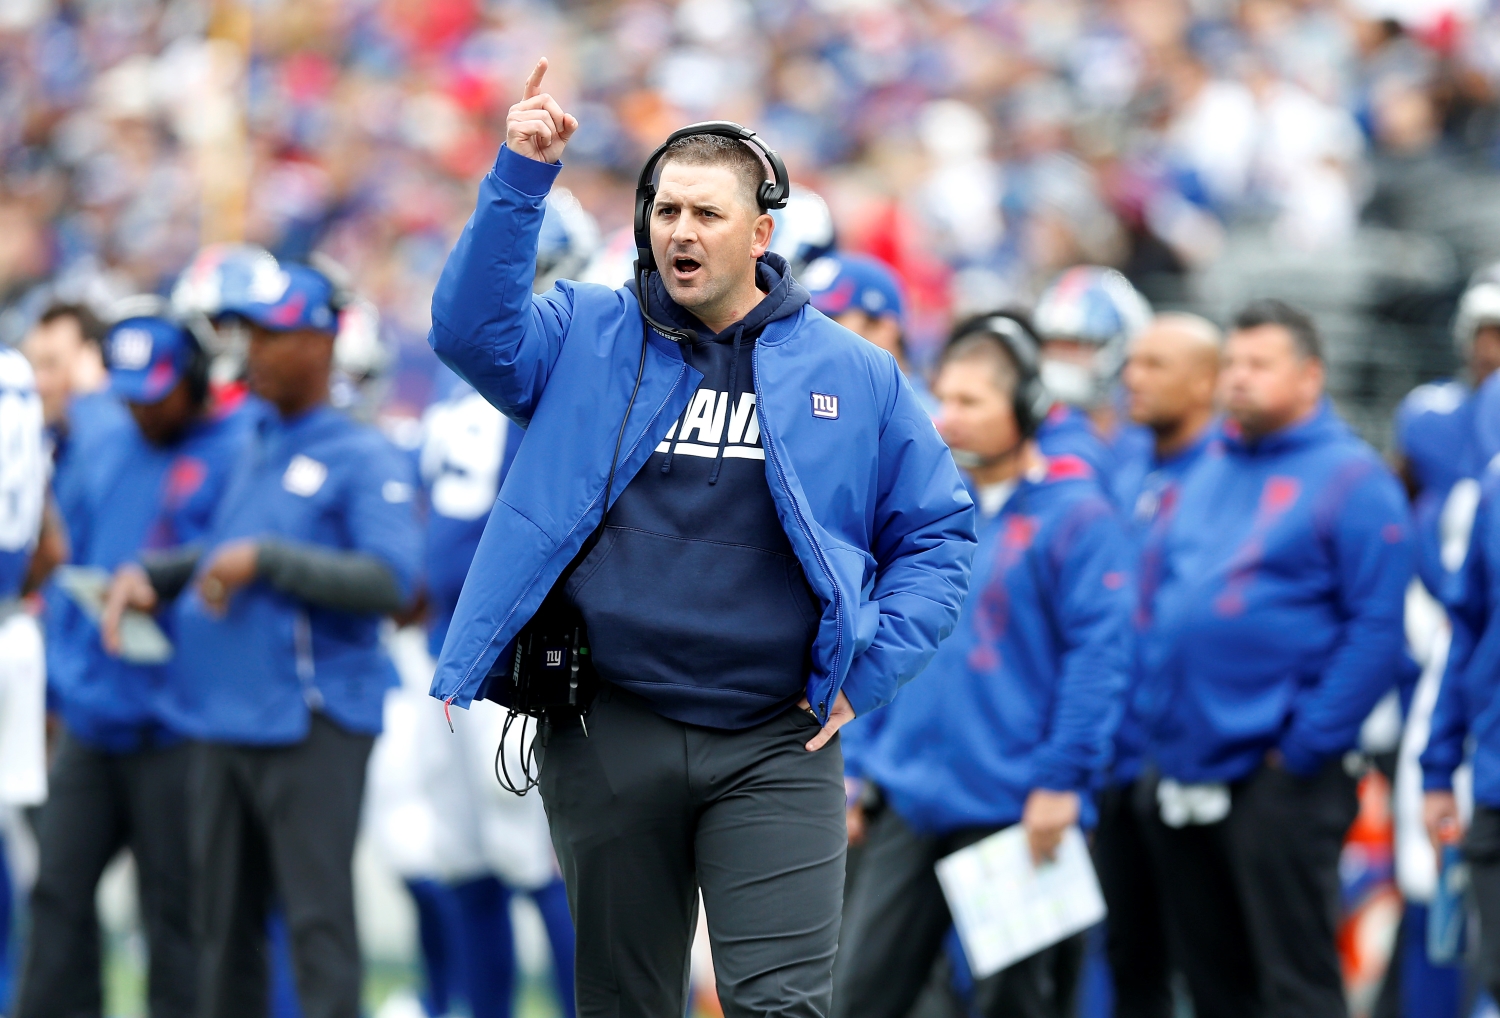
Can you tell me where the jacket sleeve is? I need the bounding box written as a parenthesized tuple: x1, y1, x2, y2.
(339, 438, 423, 606)
(1030, 498, 1135, 793)
(1279, 463, 1416, 776)
(1423, 489, 1493, 789)
(838, 368, 976, 717)
(428, 145, 574, 426)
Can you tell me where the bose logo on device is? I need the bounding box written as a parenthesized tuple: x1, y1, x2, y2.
(810, 392, 839, 420)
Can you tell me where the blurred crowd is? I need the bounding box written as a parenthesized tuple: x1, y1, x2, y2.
(9, 0, 1500, 1017)
(6, 0, 1500, 419)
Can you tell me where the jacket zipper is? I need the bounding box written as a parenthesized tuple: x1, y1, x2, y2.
(294, 609, 322, 710)
(458, 359, 691, 696)
(752, 344, 844, 724)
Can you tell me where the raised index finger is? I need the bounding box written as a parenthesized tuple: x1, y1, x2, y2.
(522, 58, 548, 100)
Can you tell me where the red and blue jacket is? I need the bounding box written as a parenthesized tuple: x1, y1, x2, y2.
(858, 457, 1133, 834)
(49, 403, 252, 751)
(1136, 402, 1414, 782)
(1111, 427, 1216, 784)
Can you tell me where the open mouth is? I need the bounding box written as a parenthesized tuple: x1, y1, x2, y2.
(672, 256, 701, 278)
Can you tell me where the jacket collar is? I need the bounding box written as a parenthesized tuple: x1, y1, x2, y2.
(630, 252, 809, 346)
(1219, 398, 1345, 457)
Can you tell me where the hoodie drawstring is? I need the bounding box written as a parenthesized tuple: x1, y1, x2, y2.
(660, 403, 687, 475)
(708, 323, 745, 486)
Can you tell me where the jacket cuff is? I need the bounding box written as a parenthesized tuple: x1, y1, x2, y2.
(1423, 769, 1456, 792)
(1030, 757, 1089, 794)
(838, 672, 882, 720)
(1277, 737, 1325, 779)
(493, 144, 562, 198)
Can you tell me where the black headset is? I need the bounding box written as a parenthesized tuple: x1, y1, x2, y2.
(106, 294, 213, 405)
(946, 310, 1054, 439)
(632, 121, 790, 344)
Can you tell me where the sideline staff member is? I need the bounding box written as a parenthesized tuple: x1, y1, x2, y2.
(1136, 300, 1412, 1018)
(19, 302, 248, 1018)
(104, 256, 421, 1018)
(428, 60, 975, 1017)
(1097, 313, 1220, 1018)
(835, 316, 1132, 1018)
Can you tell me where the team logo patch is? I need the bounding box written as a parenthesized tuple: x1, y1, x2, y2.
(110, 328, 154, 370)
(810, 392, 839, 419)
(544, 648, 564, 669)
(282, 454, 328, 497)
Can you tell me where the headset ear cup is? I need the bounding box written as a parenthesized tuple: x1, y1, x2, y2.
(634, 185, 657, 271)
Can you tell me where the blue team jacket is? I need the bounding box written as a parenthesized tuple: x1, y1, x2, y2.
(1135, 402, 1414, 782)
(1037, 404, 1116, 496)
(50, 406, 251, 750)
(1111, 428, 1216, 784)
(166, 405, 422, 745)
(44, 391, 132, 702)
(426, 146, 976, 722)
(859, 457, 1133, 834)
(1423, 468, 1500, 806)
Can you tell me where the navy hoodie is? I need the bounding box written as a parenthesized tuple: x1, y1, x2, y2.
(1135, 401, 1413, 782)
(565, 256, 819, 729)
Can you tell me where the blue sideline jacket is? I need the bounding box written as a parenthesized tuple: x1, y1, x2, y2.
(167, 405, 422, 745)
(859, 456, 1133, 834)
(1423, 468, 1500, 807)
(1135, 402, 1414, 782)
(44, 391, 131, 702)
(1396, 380, 1483, 601)
(425, 146, 976, 722)
(1037, 404, 1116, 497)
(51, 406, 251, 750)
(1111, 428, 1215, 784)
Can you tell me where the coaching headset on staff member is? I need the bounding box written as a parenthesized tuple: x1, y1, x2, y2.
(426, 59, 976, 1018)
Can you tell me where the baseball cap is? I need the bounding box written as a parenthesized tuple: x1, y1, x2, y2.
(212, 260, 339, 334)
(107, 315, 197, 404)
(804, 253, 905, 321)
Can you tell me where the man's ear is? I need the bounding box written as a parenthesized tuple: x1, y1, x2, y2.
(751, 212, 774, 258)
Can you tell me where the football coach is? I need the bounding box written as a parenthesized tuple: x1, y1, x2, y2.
(426, 59, 976, 1018)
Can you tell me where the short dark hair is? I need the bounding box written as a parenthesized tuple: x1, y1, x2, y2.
(38, 302, 104, 347)
(658, 134, 768, 211)
(1231, 298, 1321, 362)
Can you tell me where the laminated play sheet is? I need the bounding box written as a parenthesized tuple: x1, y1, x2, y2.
(935, 824, 1106, 979)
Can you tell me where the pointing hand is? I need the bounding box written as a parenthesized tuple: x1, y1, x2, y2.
(506, 58, 578, 165)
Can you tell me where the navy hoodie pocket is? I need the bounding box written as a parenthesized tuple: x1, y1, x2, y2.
(566, 525, 820, 726)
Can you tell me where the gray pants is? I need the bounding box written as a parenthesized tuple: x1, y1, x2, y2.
(833, 803, 1084, 1018)
(15, 732, 196, 1018)
(538, 684, 847, 1018)
(189, 714, 373, 1018)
